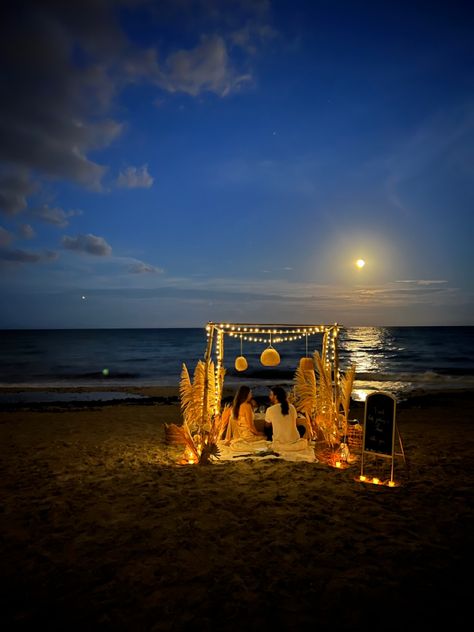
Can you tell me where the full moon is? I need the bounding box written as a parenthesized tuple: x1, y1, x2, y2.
(356, 259, 366, 269)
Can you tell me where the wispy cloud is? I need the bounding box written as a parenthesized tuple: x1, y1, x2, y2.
(395, 279, 448, 285)
(18, 224, 35, 240)
(0, 248, 58, 264)
(116, 165, 154, 189)
(61, 234, 112, 256)
(0, 169, 37, 216)
(158, 35, 251, 97)
(128, 261, 163, 274)
(30, 204, 82, 227)
(386, 103, 474, 214)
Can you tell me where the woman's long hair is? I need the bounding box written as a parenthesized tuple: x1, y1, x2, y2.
(232, 385, 251, 419)
(270, 386, 289, 415)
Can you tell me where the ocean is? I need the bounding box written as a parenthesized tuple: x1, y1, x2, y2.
(1, 326, 473, 402)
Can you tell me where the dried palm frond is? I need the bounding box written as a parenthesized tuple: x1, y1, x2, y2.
(293, 365, 317, 417)
(207, 360, 217, 416)
(179, 360, 207, 434)
(192, 360, 206, 406)
(179, 363, 193, 418)
(339, 364, 356, 434)
(164, 423, 199, 461)
(313, 351, 338, 446)
(209, 407, 228, 445)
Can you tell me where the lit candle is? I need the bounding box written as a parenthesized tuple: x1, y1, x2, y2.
(359, 475, 366, 481)
(335, 461, 341, 468)
(388, 480, 395, 487)
(372, 477, 379, 485)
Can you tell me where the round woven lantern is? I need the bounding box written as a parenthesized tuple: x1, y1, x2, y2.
(260, 346, 281, 367)
(299, 357, 314, 371)
(235, 356, 248, 372)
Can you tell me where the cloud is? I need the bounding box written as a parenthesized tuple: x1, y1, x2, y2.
(61, 233, 112, 256)
(0, 248, 58, 264)
(30, 204, 82, 227)
(18, 224, 35, 239)
(128, 261, 163, 274)
(395, 279, 448, 285)
(117, 165, 154, 189)
(0, 1, 124, 195)
(158, 35, 252, 96)
(0, 169, 37, 215)
(230, 21, 277, 54)
(0, 0, 273, 210)
(0, 226, 14, 247)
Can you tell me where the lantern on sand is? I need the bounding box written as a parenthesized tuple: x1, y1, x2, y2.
(235, 335, 248, 371)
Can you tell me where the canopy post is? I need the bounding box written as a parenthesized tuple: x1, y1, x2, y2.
(215, 328, 224, 414)
(332, 324, 341, 434)
(202, 322, 215, 427)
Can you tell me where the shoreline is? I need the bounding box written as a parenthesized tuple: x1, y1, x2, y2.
(0, 383, 473, 408)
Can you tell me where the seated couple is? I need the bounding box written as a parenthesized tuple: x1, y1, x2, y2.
(226, 384, 308, 452)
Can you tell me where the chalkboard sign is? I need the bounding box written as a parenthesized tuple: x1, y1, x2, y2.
(363, 392, 396, 457)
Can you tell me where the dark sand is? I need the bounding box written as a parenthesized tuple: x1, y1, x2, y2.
(0, 388, 473, 630)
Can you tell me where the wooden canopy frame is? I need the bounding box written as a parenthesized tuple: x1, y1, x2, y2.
(202, 321, 341, 420)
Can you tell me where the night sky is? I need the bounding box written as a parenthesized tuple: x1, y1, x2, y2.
(1, 0, 473, 328)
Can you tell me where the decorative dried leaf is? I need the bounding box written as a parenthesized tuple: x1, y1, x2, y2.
(207, 360, 216, 415)
(293, 365, 317, 416)
(179, 363, 193, 417)
(165, 423, 199, 461)
(340, 364, 356, 417)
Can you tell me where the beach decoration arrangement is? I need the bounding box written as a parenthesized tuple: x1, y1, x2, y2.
(292, 351, 355, 463)
(165, 321, 355, 466)
(165, 359, 226, 465)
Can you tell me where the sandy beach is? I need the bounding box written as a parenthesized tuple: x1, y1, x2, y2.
(1, 386, 473, 630)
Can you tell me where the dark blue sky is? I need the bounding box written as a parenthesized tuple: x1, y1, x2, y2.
(1, 0, 473, 327)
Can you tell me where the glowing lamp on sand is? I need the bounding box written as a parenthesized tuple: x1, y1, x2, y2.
(260, 346, 281, 367)
(235, 356, 248, 372)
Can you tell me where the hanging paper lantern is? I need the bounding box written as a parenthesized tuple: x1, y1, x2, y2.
(235, 356, 248, 372)
(260, 346, 280, 366)
(299, 357, 314, 371)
